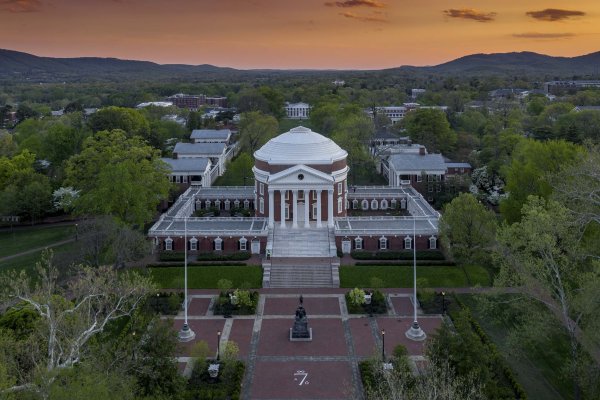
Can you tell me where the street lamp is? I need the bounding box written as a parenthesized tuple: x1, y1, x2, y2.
(381, 329, 385, 361)
(441, 291, 446, 315)
(75, 223, 78, 241)
(178, 217, 195, 342)
(405, 211, 426, 341)
(217, 330, 222, 361)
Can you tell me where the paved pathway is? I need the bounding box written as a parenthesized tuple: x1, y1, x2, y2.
(172, 288, 442, 400)
(0, 238, 75, 263)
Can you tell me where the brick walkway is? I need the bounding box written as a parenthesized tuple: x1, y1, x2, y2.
(172, 289, 442, 400)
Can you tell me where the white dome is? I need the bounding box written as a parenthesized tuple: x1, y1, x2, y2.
(254, 126, 347, 164)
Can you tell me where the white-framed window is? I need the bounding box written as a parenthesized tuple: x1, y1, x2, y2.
(259, 197, 264, 214)
(428, 185, 433, 192)
(404, 236, 412, 250)
(182, 175, 187, 183)
(215, 200, 221, 209)
(427, 175, 433, 182)
(352, 199, 359, 209)
(381, 199, 388, 209)
(298, 190, 304, 201)
(436, 185, 441, 193)
(224, 200, 231, 210)
(285, 204, 290, 219)
(285, 190, 289, 200)
(337, 197, 343, 213)
(436, 175, 441, 182)
(371, 199, 378, 210)
(239, 237, 247, 251)
(354, 237, 363, 250)
(429, 236, 437, 249)
(234, 200, 240, 208)
(205, 200, 211, 209)
(312, 204, 318, 219)
(244, 199, 250, 209)
(416, 174, 422, 182)
(312, 191, 317, 200)
(259, 182, 264, 195)
(165, 238, 173, 251)
(400, 198, 407, 209)
(338, 182, 343, 194)
(214, 237, 223, 251)
(361, 200, 369, 210)
(344, 180, 348, 192)
(391, 199, 397, 209)
(379, 236, 387, 250)
(190, 237, 198, 251)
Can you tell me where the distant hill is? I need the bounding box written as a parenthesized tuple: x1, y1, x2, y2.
(393, 51, 600, 76)
(1, 48, 599, 82)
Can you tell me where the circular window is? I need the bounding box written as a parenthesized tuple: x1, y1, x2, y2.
(297, 174, 304, 180)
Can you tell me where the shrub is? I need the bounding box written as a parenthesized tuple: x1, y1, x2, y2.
(348, 288, 366, 307)
(354, 260, 456, 266)
(143, 292, 183, 315)
(351, 250, 446, 261)
(158, 252, 185, 262)
(345, 289, 387, 314)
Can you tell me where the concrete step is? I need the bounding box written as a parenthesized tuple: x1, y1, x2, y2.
(268, 264, 334, 288)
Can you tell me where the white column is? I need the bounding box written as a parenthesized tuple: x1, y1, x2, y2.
(327, 189, 334, 228)
(316, 190, 322, 228)
(280, 190, 286, 228)
(268, 189, 274, 228)
(304, 190, 310, 228)
(292, 189, 298, 228)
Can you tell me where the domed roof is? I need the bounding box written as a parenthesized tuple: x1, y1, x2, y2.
(254, 126, 347, 165)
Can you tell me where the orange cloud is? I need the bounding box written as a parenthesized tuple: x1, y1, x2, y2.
(325, 0, 385, 8)
(526, 9, 585, 21)
(513, 32, 576, 39)
(443, 8, 496, 22)
(339, 11, 388, 23)
(0, 0, 41, 12)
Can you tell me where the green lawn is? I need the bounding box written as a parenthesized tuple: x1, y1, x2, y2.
(340, 264, 491, 288)
(0, 242, 76, 275)
(149, 265, 263, 289)
(278, 118, 314, 133)
(0, 225, 75, 258)
(458, 294, 573, 400)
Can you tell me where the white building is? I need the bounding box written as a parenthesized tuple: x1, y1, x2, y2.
(190, 129, 231, 144)
(161, 157, 212, 187)
(173, 142, 228, 176)
(285, 102, 311, 119)
(136, 101, 174, 108)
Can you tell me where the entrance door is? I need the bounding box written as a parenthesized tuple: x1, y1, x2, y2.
(251, 240, 261, 254)
(297, 202, 305, 224)
(342, 240, 351, 254)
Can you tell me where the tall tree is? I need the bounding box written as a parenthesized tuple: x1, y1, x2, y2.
(87, 106, 150, 138)
(439, 193, 497, 264)
(238, 112, 278, 155)
(500, 139, 582, 223)
(496, 197, 600, 399)
(402, 108, 457, 154)
(64, 129, 171, 227)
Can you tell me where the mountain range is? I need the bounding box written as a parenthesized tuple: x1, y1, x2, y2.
(1, 48, 599, 82)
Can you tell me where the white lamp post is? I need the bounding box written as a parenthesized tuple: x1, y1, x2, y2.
(179, 216, 195, 342)
(406, 211, 426, 341)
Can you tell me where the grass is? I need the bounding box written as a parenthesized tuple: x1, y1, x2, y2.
(148, 265, 263, 289)
(278, 118, 314, 133)
(0, 225, 75, 258)
(0, 242, 76, 274)
(339, 264, 491, 288)
(458, 294, 574, 400)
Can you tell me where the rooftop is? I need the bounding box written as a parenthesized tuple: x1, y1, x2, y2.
(173, 142, 227, 156)
(161, 158, 210, 173)
(388, 153, 446, 172)
(190, 129, 231, 140)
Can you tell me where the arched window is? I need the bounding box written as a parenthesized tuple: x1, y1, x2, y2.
(205, 200, 211, 209)
(239, 237, 248, 251)
(234, 200, 240, 208)
(390, 199, 397, 209)
(361, 200, 369, 210)
(224, 200, 231, 210)
(352, 199, 359, 209)
(380, 199, 388, 209)
(215, 200, 221, 209)
(371, 199, 378, 210)
(214, 237, 223, 251)
(379, 236, 387, 250)
(404, 236, 412, 250)
(195, 199, 202, 210)
(164, 237, 173, 251)
(429, 236, 437, 249)
(243, 199, 250, 209)
(189, 237, 198, 251)
(400, 198, 407, 209)
(354, 237, 363, 250)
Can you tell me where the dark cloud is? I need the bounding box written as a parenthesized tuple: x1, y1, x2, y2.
(339, 11, 388, 23)
(325, 0, 385, 8)
(443, 8, 497, 22)
(0, 0, 42, 12)
(513, 32, 576, 39)
(526, 8, 585, 21)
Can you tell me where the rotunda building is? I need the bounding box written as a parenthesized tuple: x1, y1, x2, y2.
(253, 126, 349, 228)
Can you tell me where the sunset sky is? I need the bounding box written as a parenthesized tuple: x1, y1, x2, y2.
(0, 0, 599, 69)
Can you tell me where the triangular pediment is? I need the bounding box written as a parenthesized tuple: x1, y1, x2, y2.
(268, 164, 333, 186)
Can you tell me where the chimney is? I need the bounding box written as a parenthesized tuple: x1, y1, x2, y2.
(419, 146, 425, 156)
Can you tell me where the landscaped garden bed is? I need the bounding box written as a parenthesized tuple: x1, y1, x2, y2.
(213, 289, 259, 315)
(143, 291, 183, 315)
(345, 288, 388, 314)
(351, 250, 445, 261)
(158, 251, 251, 262)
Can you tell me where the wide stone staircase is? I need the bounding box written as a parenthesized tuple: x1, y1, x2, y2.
(263, 226, 340, 288)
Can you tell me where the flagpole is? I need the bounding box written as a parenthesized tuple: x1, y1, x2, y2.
(406, 200, 426, 341)
(179, 216, 195, 342)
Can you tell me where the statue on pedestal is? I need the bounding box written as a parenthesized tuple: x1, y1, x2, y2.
(290, 295, 312, 341)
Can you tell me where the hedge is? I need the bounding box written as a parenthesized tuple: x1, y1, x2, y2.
(158, 251, 251, 262)
(354, 260, 456, 267)
(451, 294, 528, 399)
(146, 262, 248, 268)
(351, 250, 446, 261)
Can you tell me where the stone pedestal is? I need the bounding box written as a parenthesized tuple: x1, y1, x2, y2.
(290, 304, 313, 341)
